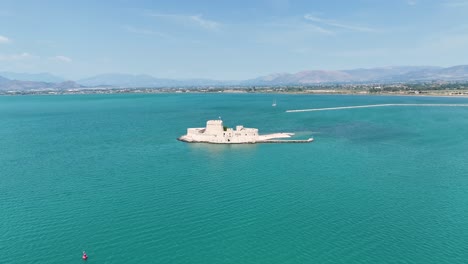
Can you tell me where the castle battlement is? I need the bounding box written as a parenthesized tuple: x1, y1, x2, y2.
(178, 120, 312, 144)
(180, 120, 258, 144)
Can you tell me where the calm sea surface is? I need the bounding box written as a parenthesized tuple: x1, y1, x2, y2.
(1, 93, 468, 263)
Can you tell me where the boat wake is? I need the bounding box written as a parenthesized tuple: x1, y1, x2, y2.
(286, 103, 468, 113)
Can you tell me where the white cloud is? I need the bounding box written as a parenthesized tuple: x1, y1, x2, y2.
(124, 25, 155, 35)
(189, 15, 220, 30)
(267, 18, 335, 36)
(0, 52, 34, 61)
(150, 13, 221, 31)
(123, 25, 167, 37)
(53, 55, 72, 63)
(254, 17, 336, 47)
(408, 0, 417, 5)
(304, 14, 377, 33)
(443, 0, 468, 7)
(0, 35, 11, 44)
(0, 53, 73, 64)
(304, 23, 335, 35)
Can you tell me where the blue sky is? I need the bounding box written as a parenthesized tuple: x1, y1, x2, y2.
(1, 0, 468, 80)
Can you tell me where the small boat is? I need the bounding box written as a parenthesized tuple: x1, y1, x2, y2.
(272, 99, 277, 107)
(82, 251, 88, 261)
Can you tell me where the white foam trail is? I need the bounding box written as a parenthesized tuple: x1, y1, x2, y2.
(286, 104, 468, 113)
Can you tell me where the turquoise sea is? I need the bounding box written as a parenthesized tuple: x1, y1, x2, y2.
(1, 93, 468, 264)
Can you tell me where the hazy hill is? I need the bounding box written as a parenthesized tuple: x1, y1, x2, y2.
(0, 79, 83, 91)
(0, 75, 10, 84)
(2, 65, 468, 90)
(388, 65, 468, 82)
(77, 73, 168, 87)
(434, 65, 468, 79)
(343, 66, 442, 82)
(77, 73, 231, 87)
(246, 70, 353, 85)
(245, 65, 468, 85)
(0, 72, 65, 82)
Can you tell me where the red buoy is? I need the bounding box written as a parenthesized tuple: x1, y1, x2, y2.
(82, 251, 88, 260)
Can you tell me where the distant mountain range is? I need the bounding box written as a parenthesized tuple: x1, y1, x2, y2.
(0, 79, 83, 91)
(0, 71, 65, 83)
(2, 65, 468, 90)
(247, 66, 465, 85)
(76, 73, 232, 88)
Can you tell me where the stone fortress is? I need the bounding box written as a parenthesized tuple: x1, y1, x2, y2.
(178, 120, 313, 144)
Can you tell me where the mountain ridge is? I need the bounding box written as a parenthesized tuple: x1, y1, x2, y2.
(2, 65, 468, 90)
(77, 73, 234, 87)
(0, 71, 66, 83)
(0, 77, 83, 91)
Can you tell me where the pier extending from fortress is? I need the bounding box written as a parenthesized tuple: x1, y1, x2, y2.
(178, 120, 313, 144)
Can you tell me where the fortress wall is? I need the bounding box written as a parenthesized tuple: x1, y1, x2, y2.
(185, 130, 259, 143)
(205, 120, 224, 134)
(181, 121, 260, 143)
(187, 128, 204, 135)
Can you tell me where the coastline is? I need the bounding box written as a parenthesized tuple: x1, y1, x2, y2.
(2, 87, 468, 98)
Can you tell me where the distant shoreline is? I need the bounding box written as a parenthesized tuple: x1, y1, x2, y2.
(2, 87, 468, 98)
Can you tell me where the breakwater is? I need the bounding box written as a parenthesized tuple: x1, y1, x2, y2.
(286, 103, 468, 113)
(260, 138, 314, 143)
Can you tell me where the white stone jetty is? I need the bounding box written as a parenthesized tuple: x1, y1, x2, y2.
(286, 103, 468, 113)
